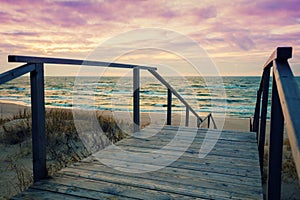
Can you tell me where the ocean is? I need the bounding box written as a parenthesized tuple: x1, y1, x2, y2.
(1, 76, 299, 119)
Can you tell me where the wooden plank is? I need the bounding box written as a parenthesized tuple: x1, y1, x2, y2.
(117, 138, 258, 156)
(59, 167, 260, 199)
(145, 126, 256, 142)
(122, 137, 258, 153)
(8, 55, 157, 70)
(85, 153, 260, 178)
(94, 146, 258, 167)
(108, 142, 259, 164)
(96, 143, 259, 177)
(30, 63, 47, 182)
(92, 151, 260, 179)
(79, 159, 261, 187)
(31, 180, 139, 200)
(273, 59, 300, 180)
(130, 129, 258, 148)
(72, 160, 261, 191)
(0, 63, 35, 84)
(137, 127, 256, 143)
(63, 165, 262, 198)
(133, 130, 259, 148)
(40, 175, 191, 200)
(155, 125, 257, 137)
(11, 188, 88, 200)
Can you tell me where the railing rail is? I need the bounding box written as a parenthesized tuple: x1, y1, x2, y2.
(8, 55, 157, 70)
(147, 69, 213, 128)
(0, 55, 215, 182)
(251, 47, 300, 200)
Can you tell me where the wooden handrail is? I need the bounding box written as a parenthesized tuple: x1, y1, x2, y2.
(252, 47, 300, 199)
(273, 59, 300, 180)
(0, 63, 35, 84)
(202, 113, 217, 129)
(0, 63, 47, 182)
(1, 55, 212, 182)
(147, 69, 208, 127)
(8, 55, 157, 71)
(262, 47, 292, 69)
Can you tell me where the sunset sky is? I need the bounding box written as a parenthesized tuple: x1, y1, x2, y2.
(0, 0, 299, 76)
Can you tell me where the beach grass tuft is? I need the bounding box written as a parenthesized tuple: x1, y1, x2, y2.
(0, 108, 129, 198)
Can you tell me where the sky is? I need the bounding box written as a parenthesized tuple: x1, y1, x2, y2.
(0, 0, 300, 76)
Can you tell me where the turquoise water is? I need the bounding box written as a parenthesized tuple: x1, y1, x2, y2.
(1, 76, 298, 118)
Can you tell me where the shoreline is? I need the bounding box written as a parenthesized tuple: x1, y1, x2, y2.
(0, 100, 254, 132)
(0, 99, 256, 118)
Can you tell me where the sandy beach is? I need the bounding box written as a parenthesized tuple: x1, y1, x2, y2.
(0, 100, 253, 131)
(0, 101, 299, 199)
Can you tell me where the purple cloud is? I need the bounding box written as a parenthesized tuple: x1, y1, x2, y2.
(1, 31, 39, 36)
(0, 0, 299, 76)
(190, 6, 217, 21)
(258, 0, 300, 13)
(56, 0, 92, 8)
(0, 11, 10, 23)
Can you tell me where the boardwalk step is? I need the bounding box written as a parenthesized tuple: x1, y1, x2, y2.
(12, 127, 263, 200)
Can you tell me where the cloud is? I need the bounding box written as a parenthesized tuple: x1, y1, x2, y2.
(0, 11, 10, 23)
(0, 0, 299, 76)
(1, 31, 39, 36)
(271, 25, 300, 35)
(189, 6, 217, 21)
(257, 0, 300, 13)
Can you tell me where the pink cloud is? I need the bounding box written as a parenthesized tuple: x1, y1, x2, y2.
(257, 0, 300, 13)
(189, 6, 217, 21)
(0, 11, 10, 23)
(0, 0, 299, 76)
(1, 31, 39, 36)
(233, 0, 300, 25)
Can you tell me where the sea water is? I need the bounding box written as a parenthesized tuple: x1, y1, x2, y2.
(1, 76, 299, 118)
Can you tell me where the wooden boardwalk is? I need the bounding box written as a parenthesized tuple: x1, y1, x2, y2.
(12, 126, 263, 199)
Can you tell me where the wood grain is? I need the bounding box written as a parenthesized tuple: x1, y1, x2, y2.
(13, 126, 263, 199)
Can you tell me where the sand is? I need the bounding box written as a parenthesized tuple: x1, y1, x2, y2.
(0, 101, 30, 118)
(0, 101, 299, 199)
(0, 101, 254, 132)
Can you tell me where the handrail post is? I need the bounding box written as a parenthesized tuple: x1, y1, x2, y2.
(250, 117, 253, 132)
(267, 74, 284, 200)
(133, 67, 140, 132)
(197, 119, 201, 128)
(147, 69, 203, 123)
(167, 88, 172, 125)
(30, 63, 47, 182)
(207, 114, 211, 129)
(258, 67, 271, 173)
(185, 107, 189, 127)
(253, 90, 261, 133)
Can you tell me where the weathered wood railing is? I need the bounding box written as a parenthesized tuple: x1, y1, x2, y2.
(250, 47, 300, 200)
(0, 55, 215, 182)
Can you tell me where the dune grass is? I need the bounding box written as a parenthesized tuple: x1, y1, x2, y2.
(0, 108, 129, 198)
(0, 108, 128, 145)
(263, 138, 298, 182)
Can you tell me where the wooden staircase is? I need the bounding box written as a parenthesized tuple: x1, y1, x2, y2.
(12, 126, 263, 200)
